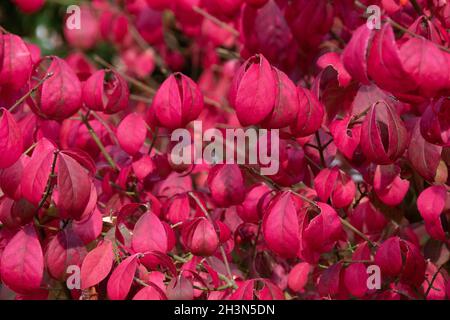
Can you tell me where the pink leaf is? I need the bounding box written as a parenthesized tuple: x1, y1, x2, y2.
(132, 212, 168, 253)
(343, 263, 368, 298)
(45, 228, 87, 280)
(262, 192, 299, 258)
(0, 224, 43, 294)
(229, 54, 277, 126)
(287, 262, 311, 293)
(117, 112, 147, 155)
(417, 185, 448, 241)
(81, 239, 114, 289)
(373, 164, 410, 207)
(72, 208, 103, 245)
(57, 152, 92, 220)
(21, 138, 56, 206)
(133, 286, 164, 300)
(166, 275, 193, 300)
(0, 108, 23, 169)
(329, 116, 361, 160)
(107, 254, 139, 300)
(408, 119, 442, 181)
(342, 24, 374, 85)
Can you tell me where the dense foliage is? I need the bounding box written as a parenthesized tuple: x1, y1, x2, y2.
(0, 0, 449, 300)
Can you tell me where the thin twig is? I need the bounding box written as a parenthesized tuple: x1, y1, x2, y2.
(128, 24, 169, 76)
(80, 111, 119, 171)
(355, 0, 450, 53)
(192, 6, 239, 37)
(130, 94, 153, 104)
(147, 127, 159, 155)
(241, 165, 282, 190)
(339, 216, 377, 247)
(188, 191, 238, 289)
(424, 264, 445, 298)
(90, 111, 119, 146)
(315, 132, 326, 168)
(350, 105, 371, 125)
(0, 25, 10, 33)
(93, 55, 156, 96)
(36, 150, 59, 213)
(410, 0, 423, 15)
(9, 72, 54, 112)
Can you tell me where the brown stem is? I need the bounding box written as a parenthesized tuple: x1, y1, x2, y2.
(354, 0, 450, 53)
(90, 111, 119, 146)
(192, 6, 239, 37)
(9, 72, 54, 112)
(147, 127, 159, 155)
(130, 94, 153, 104)
(36, 150, 59, 213)
(128, 24, 169, 76)
(424, 264, 445, 298)
(315, 132, 326, 168)
(240, 165, 282, 190)
(93, 55, 156, 96)
(350, 105, 372, 125)
(0, 25, 10, 33)
(339, 216, 377, 247)
(410, 0, 423, 15)
(80, 111, 119, 171)
(188, 191, 238, 289)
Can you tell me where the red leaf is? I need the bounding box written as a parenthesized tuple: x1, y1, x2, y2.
(107, 254, 139, 300)
(262, 192, 299, 258)
(360, 101, 408, 164)
(314, 167, 339, 203)
(417, 185, 448, 241)
(229, 54, 277, 126)
(133, 286, 164, 300)
(317, 52, 351, 87)
(181, 217, 219, 256)
(31, 56, 82, 120)
(343, 263, 368, 298)
(207, 164, 246, 207)
(287, 262, 311, 293)
(72, 208, 103, 245)
(0, 108, 23, 169)
(408, 119, 442, 181)
(0, 154, 29, 199)
(59, 148, 96, 176)
(117, 112, 147, 155)
(318, 262, 343, 297)
(151, 73, 203, 129)
(132, 212, 168, 253)
(57, 152, 92, 220)
(80, 239, 114, 289)
(374, 236, 403, 277)
(0, 224, 43, 294)
(373, 164, 410, 207)
(82, 69, 129, 114)
(329, 116, 361, 160)
(342, 24, 374, 85)
(21, 138, 56, 206)
(367, 24, 416, 94)
(229, 280, 255, 300)
(0, 34, 32, 91)
(291, 87, 324, 137)
(166, 275, 193, 300)
(45, 228, 87, 280)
